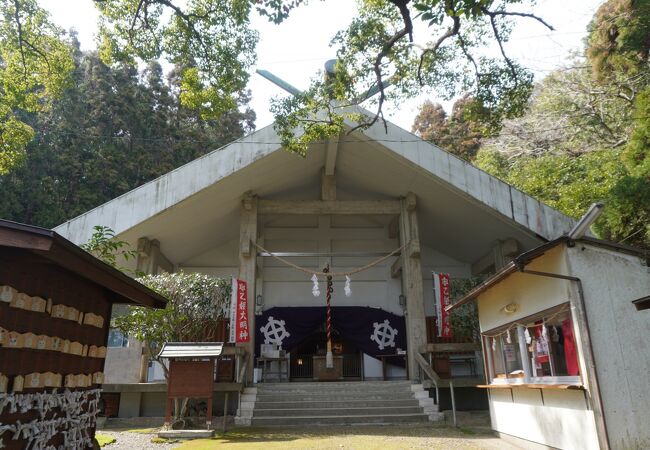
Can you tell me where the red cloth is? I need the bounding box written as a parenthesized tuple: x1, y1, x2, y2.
(562, 319, 580, 376)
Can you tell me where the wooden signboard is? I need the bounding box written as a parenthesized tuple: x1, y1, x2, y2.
(165, 360, 215, 428)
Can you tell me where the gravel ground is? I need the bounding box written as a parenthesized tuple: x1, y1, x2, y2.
(97, 424, 523, 450)
(97, 430, 178, 450)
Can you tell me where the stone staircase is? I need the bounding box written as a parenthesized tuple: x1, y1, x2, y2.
(236, 380, 443, 426)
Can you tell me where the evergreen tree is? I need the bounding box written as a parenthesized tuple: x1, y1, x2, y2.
(0, 46, 255, 228)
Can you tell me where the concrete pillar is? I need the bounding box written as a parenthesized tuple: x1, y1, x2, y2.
(399, 192, 427, 380)
(238, 192, 258, 381)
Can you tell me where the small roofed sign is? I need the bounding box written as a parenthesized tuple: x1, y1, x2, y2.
(434, 273, 453, 338)
(229, 278, 249, 343)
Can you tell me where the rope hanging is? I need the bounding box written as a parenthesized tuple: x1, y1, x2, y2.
(324, 264, 334, 368)
(253, 242, 405, 278)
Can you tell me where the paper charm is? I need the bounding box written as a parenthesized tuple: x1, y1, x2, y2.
(524, 328, 532, 344)
(542, 322, 548, 340)
(491, 337, 496, 351)
(311, 274, 320, 297)
(11, 293, 31, 310)
(0, 285, 16, 303)
(344, 276, 352, 297)
(30, 296, 47, 313)
(506, 329, 512, 344)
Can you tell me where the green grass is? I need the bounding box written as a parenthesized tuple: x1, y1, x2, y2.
(173, 425, 496, 450)
(95, 434, 116, 447)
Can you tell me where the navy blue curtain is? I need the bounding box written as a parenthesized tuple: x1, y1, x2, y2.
(255, 306, 406, 363)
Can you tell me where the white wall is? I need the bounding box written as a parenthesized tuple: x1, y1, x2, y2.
(489, 388, 599, 449)
(567, 244, 650, 450)
(477, 246, 572, 332)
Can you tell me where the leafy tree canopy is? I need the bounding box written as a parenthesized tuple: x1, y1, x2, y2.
(412, 96, 487, 161)
(91, 0, 551, 156)
(114, 272, 231, 379)
(0, 0, 74, 174)
(0, 44, 255, 228)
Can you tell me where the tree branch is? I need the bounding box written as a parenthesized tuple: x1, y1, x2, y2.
(481, 9, 554, 31)
(12, 0, 27, 77)
(417, 14, 461, 86)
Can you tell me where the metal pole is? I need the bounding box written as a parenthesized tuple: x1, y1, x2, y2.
(449, 380, 457, 427)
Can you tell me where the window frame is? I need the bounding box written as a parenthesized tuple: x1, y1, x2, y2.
(482, 303, 582, 387)
(107, 327, 129, 348)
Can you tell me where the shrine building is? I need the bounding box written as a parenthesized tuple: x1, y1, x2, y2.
(54, 105, 575, 388)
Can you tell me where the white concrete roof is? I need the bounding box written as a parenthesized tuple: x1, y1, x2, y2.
(54, 107, 575, 266)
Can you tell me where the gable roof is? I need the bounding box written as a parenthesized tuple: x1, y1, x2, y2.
(0, 219, 167, 308)
(53, 107, 575, 265)
(446, 235, 648, 312)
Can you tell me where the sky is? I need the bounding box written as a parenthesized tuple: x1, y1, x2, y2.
(42, 0, 604, 131)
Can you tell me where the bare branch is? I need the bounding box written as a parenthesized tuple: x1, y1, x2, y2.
(481, 9, 554, 31)
(417, 14, 460, 86)
(130, 0, 147, 35)
(485, 12, 517, 79)
(12, 0, 27, 77)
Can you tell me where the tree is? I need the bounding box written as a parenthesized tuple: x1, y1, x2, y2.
(114, 272, 231, 379)
(272, 0, 552, 154)
(412, 96, 486, 161)
(90, 0, 554, 155)
(0, 45, 255, 228)
(0, 0, 74, 174)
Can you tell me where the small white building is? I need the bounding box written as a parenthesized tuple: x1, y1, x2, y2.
(448, 236, 650, 450)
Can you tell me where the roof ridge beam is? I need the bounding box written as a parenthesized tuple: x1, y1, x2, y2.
(258, 199, 401, 215)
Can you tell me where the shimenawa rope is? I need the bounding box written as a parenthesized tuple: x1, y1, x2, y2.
(253, 242, 405, 278)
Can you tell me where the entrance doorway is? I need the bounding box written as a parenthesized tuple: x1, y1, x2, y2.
(289, 322, 363, 380)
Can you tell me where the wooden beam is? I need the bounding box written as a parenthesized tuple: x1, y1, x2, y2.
(472, 238, 519, 274)
(399, 192, 427, 380)
(238, 192, 258, 381)
(320, 168, 336, 201)
(137, 238, 173, 274)
(420, 342, 481, 353)
(259, 200, 401, 215)
(324, 134, 340, 176)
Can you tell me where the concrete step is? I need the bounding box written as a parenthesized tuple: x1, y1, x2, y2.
(258, 381, 413, 388)
(251, 413, 430, 426)
(255, 392, 417, 402)
(254, 399, 420, 409)
(257, 381, 412, 392)
(257, 386, 413, 394)
(254, 406, 424, 417)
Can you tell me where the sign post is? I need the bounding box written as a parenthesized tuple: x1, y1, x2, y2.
(229, 278, 250, 344)
(434, 273, 453, 338)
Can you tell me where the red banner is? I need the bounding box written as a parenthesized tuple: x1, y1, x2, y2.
(434, 273, 453, 338)
(230, 278, 249, 343)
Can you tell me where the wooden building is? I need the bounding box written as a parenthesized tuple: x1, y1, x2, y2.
(447, 236, 650, 450)
(0, 220, 166, 449)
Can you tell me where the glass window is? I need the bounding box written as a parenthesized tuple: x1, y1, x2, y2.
(107, 328, 128, 348)
(484, 304, 581, 385)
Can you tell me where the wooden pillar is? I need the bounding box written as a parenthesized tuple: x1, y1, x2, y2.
(399, 192, 427, 380)
(238, 192, 258, 381)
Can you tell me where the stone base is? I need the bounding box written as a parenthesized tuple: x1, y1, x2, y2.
(158, 429, 214, 439)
